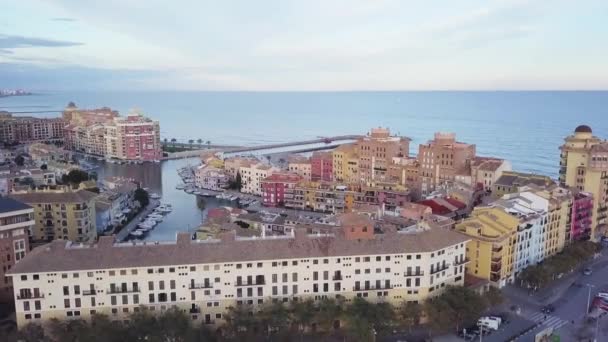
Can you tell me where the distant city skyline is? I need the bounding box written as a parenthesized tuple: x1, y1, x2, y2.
(1, 0, 608, 91)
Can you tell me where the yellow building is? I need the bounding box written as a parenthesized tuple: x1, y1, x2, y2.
(332, 143, 358, 183)
(10, 188, 97, 242)
(492, 171, 554, 198)
(456, 207, 517, 287)
(560, 125, 608, 240)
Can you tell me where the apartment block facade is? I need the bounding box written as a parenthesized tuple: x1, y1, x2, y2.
(261, 173, 302, 207)
(358, 128, 410, 182)
(0, 198, 34, 303)
(10, 188, 97, 242)
(287, 157, 312, 181)
(559, 125, 608, 240)
(0, 113, 65, 143)
(418, 132, 476, 196)
(239, 164, 279, 196)
(9, 215, 469, 329)
(311, 152, 333, 182)
(571, 191, 594, 241)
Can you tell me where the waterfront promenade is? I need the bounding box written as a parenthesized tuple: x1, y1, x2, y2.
(114, 199, 160, 242)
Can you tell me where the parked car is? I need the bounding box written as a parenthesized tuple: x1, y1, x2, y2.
(478, 316, 501, 331)
(541, 305, 555, 314)
(583, 267, 593, 276)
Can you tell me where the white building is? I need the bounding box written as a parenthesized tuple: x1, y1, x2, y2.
(239, 163, 279, 196)
(9, 214, 469, 329)
(195, 165, 229, 191)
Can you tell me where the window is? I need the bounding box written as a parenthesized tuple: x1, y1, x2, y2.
(149, 294, 155, 303)
(74, 285, 80, 295)
(282, 273, 288, 282)
(34, 301, 41, 311)
(122, 295, 128, 305)
(272, 286, 278, 295)
(23, 301, 30, 311)
(292, 273, 298, 282)
(159, 281, 165, 290)
(170, 280, 176, 290)
(111, 296, 117, 306)
(147, 269, 153, 274)
(108, 271, 115, 276)
(148, 281, 154, 291)
(169, 267, 175, 273)
(63, 286, 69, 296)
(64, 299, 70, 309)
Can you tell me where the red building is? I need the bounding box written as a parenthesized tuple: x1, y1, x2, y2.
(261, 173, 302, 207)
(311, 151, 333, 182)
(417, 197, 467, 219)
(0, 197, 34, 302)
(114, 113, 162, 161)
(571, 191, 593, 241)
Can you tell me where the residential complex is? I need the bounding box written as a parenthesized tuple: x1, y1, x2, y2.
(63, 103, 162, 162)
(261, 173, 302, 207)
(418, 132, 476, 196)
(239, 163, 279, 196)
(0, 112, 65, 143)
(310, 151, 333, 182)
(559, 125, 608, 240)
(8, 213, 469, 329)
(287, 156, 312, 181)
(357, 128, 410, 182)
(492, 171, 554, 198)
(10, 188, 97, 243)
(195, 165, 229, 191)
(0, 197, 34, 303)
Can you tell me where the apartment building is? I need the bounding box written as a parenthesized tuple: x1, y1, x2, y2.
(332, 144, 359, 183)
(559, 125, 608, 240)
(0, 113, 65, 143)
(239, 164, 279, 196)
(287, 156, 312, 181)
(63, 104, 161, 162)
(492, 171, 555, 198)
(311, 152, 333, 182)
(358, 128, 410, 182)
(469, 157, 512, 192)
(27, 143, 72, 166)
(418, 133, 476, 196)
(0, 197, 34, 303)
(261, 173, 302, 207)
(195, 165, 229, 191)
(571, 191, 594, 241)
(456, 208, 518, 287)
(388, 157, 421, 199)
(10, 188, 97, 242)
(224, 157, 257, 181)
(8, 213, 469, 329)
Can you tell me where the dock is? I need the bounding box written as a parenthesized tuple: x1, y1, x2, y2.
(223, 135, 362, 154)
(114, 199, 160, 242)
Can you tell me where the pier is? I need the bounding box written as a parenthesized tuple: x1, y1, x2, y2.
(220, 135, 363, 157)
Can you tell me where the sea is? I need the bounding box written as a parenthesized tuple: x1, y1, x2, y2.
(2, 91, 607, 240)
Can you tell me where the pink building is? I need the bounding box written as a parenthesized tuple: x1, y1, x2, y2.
(311, 151, 333, 182)
(113, 112, 162, 161)
(261, 173, 302, 207)
(571, 192, 593, 241)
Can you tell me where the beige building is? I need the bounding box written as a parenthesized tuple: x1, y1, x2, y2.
(559, 125, 608, 240)
(9, 214, 469, 329)
(332, 144, 359, 183)
(470, 157, 512, 192)
(287, 156, 312, 181)
(10, 188, 97, 242)
(224, 157, 257, 181)
(418, 133, 476, 196)
(239, 163, 279, 196)
(358, 128, 410, 182)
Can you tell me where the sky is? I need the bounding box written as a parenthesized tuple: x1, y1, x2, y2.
(1, 0, 608, 91)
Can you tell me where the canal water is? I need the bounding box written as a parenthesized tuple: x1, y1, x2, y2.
(91, 158, 236, 241)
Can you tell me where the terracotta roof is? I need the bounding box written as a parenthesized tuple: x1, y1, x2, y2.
(9, 224, 469, 274)
(10, 189, 97, 204)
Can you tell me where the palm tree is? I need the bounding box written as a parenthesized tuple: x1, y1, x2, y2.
(188, 139, 194, 149)
(170, 138, 177, 147)
(197, 138, 203, 145)
(206, 140, 211, 147)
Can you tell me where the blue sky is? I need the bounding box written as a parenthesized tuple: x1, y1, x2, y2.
(1, 0, 607, 91)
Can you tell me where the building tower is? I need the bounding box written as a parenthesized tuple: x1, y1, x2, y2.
(559, 125, 608, 240)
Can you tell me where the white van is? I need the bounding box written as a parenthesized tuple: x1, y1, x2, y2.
(477, 317, 500, 331)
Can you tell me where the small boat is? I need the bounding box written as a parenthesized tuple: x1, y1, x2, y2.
(185, 188, 194, 194)
(130, 230, 144, 237)
(215, 194, 223, 199)
(202, 192, 213, 197)
(176, 184, 185, 190)
(229, 195, 238, 201)
(194, 191, 202, 195)
(150, 193, 161, 200)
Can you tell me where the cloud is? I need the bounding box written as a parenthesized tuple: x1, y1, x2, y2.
(0, 34, 83, 49)
(51, 17, 77, 22)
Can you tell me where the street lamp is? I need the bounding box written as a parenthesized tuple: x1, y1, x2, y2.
(587, 284, 596, 315)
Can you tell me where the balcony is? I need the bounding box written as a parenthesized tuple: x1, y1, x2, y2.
(189, 307, 201, 314)
(454, 257, 470, 266)
(404, 272, 424, 277)
(235, 281, 265, 287)
(82, 290, 96, 296)
(430, 265, 450, 275)
(17, 294, 44, 300)
(107, 288, 140, 294)
(189, 283, 213, 289)
(332, 274, 343, 281)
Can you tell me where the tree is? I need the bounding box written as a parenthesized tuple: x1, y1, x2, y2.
(134, 188, 150, 208)
(15, 154, 25, 166)
(315, 297, 343, 334)
(40, 164, 48, 170)
(399, 301, 422, 332)
(425, 286, 487, 334)
(163, 138, 168, 144)
(197, 139, 203, 145)
(62, 169, 90, 185)
(188, 139, 194, 149)
(170, 138, 177, 147)
(484, 286, 504, 307)
(17, 322, 46, 342)
(223, 304, 257, 338)
(258, 301, 289, 336)
(290, 299, 316, 338)
(206, 140, 211, 147)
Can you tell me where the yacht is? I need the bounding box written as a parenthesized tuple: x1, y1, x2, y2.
(130, 230, 144, 237)
(150, 193, 161, 200)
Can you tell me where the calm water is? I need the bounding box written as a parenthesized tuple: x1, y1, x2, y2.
(91, 157, 233, 241)
(2, 91, 607, 176)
